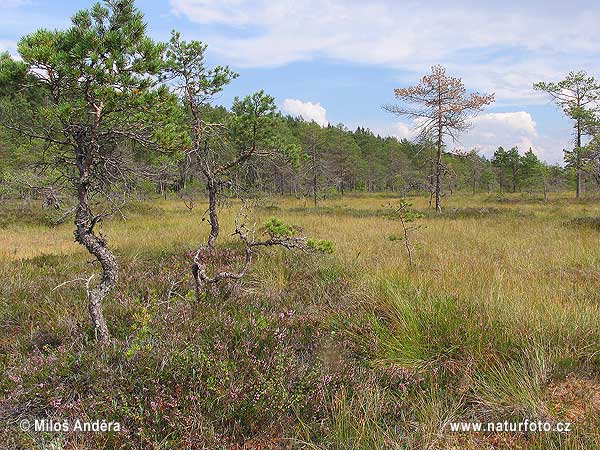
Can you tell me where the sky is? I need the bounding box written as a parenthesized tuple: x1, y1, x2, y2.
(3, 0, 600, 164)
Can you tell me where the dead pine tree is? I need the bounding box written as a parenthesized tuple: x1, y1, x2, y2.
(384, 65, 494, 212)
(163, 33, 317, 297)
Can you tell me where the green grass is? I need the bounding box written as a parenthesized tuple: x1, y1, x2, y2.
(1, 192, 599, 448)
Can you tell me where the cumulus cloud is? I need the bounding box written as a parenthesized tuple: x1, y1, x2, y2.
(382, 111, 566, 163)
(169, 0, 600, 104)
(0, 40, 18, 58)
(455, 111, 538, 156)
(280, 98, 328, 126)
(391, 122, 416, 140)
(471, 112, 538, 138)
(448, 111, 569, 163)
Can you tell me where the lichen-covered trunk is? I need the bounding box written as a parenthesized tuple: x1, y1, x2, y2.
(74, 180, 117, 344)
(207, 179, 219, 249)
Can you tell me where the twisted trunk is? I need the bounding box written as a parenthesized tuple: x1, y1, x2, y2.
(207, 179, 219, 249)
(74, 164, 117, 344)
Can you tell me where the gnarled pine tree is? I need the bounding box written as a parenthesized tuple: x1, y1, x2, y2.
(163, 33, 327, 297)
(0, 0, 183, 343)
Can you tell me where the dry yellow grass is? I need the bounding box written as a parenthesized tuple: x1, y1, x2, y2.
(4, 193, 600, 310)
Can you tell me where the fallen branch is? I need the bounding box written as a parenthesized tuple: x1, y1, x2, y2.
(191, 202, 330, 300)
(52, 277, 88, 292)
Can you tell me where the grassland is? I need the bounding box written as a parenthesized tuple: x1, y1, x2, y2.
(1, 192, 600, 449)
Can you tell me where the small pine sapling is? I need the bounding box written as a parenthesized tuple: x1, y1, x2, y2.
(389, 199, 423, 267)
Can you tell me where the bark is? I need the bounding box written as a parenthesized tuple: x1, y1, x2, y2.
(177, 160, 189, 191)
(207, 179, 219, 249)
(435, 83, 443, 213)
(543, 180, 548, 202)
(435, 130, 442, 213)
(576, 117, 582, 198)
(74, 179, 116, 344)
(312, 153, 318, 207)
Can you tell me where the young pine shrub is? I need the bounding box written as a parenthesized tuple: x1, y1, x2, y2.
(387, 200, 424, 267)
(192, 212, 334, 298)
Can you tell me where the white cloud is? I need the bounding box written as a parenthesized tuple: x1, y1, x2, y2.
(471, 112, 538, 138)
(452, 112, 561, 163)
(0, 40, 17, 52)
(0, 40, 18, 58)
(391, 122, 416, 140)
(171, 0, 251, 26)
(169, 0, 600, 104)
(280, 98, 328, 126)
(379, 111, 568, 163)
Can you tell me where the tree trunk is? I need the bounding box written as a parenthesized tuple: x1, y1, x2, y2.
(278, 172, 285, 195)
(74, 180, 116, 344)
(435, 131, 442, 213)
(576, 118, 582, 198)
(312, 156, 318, 207)
(178, 161, 188, 191)
(207, 179, 219, 249)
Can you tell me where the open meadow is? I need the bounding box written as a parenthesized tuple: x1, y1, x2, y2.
(1, 192, 599, 449)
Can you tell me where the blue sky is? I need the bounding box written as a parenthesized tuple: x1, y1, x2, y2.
(3, 0, 600, 164)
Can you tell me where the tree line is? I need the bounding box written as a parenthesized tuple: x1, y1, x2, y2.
(0, 87, 584, 207)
